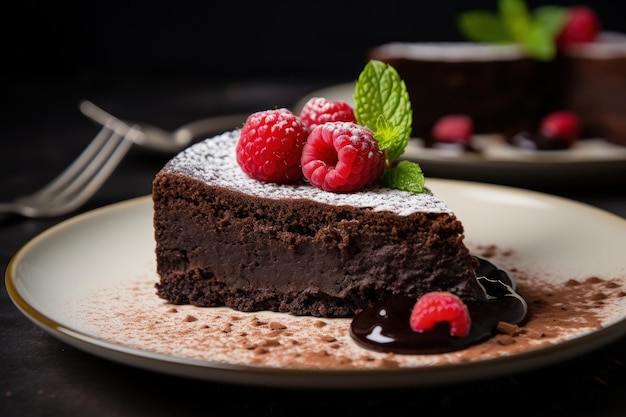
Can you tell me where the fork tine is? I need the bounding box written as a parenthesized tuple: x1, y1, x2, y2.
(0, 108, 139, 218)
(9, 123, 137, 217)
(47, 128, 134, 212)
(30, 125, 119, 200)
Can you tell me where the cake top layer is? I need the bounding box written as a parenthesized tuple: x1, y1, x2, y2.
(161, 131, 453, 216)
(370, 42, 527, 62)
(564, 32, 626, 59)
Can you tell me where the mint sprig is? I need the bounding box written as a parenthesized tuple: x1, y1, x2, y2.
(381, 160, 426, 194)
(354, 60, 412, 162)
(354, 60, 426, 194)
(457, 0, 567, 60)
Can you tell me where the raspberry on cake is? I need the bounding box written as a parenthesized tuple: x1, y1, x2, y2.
(556, 6, 601, 47)
(236, 108, 308, 184)
(299, 97, 357, 131)
(301, 121, 385, 192)
(540, 111, 581, 144)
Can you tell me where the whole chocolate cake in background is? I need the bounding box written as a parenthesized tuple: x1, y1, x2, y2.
(368, 3, 626, 147)
(367, 42, 561, 140)
(562, 32, 626, 144)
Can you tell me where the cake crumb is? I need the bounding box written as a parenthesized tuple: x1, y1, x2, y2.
(496, 321, 522, 336)
(254, 346, 270, 355)
(250, 317, 267, 327)
(262, 338, 281, 347)
(494, 334, 516, 346)
(377, 358, 400, 368)
(525, 330, 547, 339)
(591, 292, 608, 301)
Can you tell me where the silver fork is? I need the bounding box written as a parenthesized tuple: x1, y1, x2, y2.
(79, 100, 248, 155)
(0, 123, 138, 218)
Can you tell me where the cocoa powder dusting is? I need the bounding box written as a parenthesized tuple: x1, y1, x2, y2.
(67, 245, 626, 370)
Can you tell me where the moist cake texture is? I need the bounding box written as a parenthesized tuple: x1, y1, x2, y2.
(153, 131, 481, 318)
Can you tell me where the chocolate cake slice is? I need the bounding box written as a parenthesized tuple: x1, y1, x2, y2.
(153, 131, 481, 318)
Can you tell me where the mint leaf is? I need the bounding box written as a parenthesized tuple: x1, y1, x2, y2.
(499, 0, 531, 42)
(523, 22, 555, 61)
(380, 160, 426, 193)
(353, 60, 426, 194)
(354, 60, 412, 162)
(456, 0, 568, 61)
(534, 5, 568, 37)
(372, 115, 407, 163)
(457, 11, 510, 43)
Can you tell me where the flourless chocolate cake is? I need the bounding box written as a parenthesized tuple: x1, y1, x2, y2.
(152, 131, 482, 318)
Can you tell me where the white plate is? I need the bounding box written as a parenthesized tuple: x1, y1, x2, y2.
(6, 180, 626, 389)
(294, 83, 626, 187)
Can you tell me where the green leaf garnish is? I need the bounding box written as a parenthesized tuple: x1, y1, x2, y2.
(457, 0, 568, 60)
(354, 60, 412, 162)
(381, 160, 426, 194)
(534, 5, 569, 37)
(523, 22, 556, 61)
(353, 60, 426, 194)
(457, 11, 509, 43)
(500, 0, 532, 42)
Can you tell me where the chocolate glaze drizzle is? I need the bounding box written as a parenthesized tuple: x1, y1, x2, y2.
(509, 131, 571, 150)
(350, 256, 528, 354)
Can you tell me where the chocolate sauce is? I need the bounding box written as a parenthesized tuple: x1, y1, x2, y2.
(423, 139, 478, 153)
(509, 131, 571, 150)
(349, 256, 528, 354)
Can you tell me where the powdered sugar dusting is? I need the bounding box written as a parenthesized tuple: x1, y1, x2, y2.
(370, 42, 526, 62)
(161, 131, 452, 216)
(564, 32, 626, 59)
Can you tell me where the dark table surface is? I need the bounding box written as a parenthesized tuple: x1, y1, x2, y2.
(2, 77, 626, 417)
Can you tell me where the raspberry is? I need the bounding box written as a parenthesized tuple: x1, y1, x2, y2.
(299, 97, 357, 131)
(409, 292, 471, 338)
(540, 110, 581, 143)
(431, 115, 473, 144)
(556, 6, 601, 47)
(236, 109, 308, 184)
(301, 122, 385, 192)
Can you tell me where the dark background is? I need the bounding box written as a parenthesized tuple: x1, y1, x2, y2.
(4, 1, 626, 131)
(3, 3, 626, 416)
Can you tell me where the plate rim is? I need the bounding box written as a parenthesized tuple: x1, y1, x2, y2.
(6, 181, 626, 388)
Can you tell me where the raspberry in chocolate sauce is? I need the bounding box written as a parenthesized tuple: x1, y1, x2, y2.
(350, 256, 528, 354)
